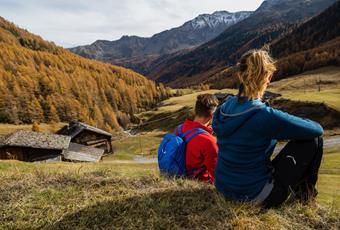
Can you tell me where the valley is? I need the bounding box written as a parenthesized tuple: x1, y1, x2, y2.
(0, 0, 339, 229)
(102, 67, 340, 163)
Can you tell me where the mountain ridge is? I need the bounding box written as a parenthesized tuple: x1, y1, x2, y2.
(204, 1, 340, 89)
(70, 11, 252, 74)
(146, 0, 337, 87)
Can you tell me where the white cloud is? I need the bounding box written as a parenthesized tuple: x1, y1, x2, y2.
(0, 0, 263, 47)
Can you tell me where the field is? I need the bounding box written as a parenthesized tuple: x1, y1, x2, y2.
(0, 123, 66, 136)
(269, 66, 340, 111)
(155, 89, 236, 113)
(105, 131, 164, 161)
(277, 89, 340, 111)
(0, 148, 339, 229)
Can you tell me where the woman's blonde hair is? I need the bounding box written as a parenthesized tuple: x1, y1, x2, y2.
(237, 49, 277, 100)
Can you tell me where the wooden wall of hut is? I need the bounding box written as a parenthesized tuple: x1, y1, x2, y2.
(72, 130, 113, 154)
(0, 147, 62, 162)
(0, 147, 24, 160)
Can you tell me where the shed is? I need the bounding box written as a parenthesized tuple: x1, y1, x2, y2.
(57, 121, 113, 154)
(63, 143, 105, 162)
(0, 131, 71, 162)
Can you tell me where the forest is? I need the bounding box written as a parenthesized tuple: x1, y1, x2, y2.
(203, 1, 340, 89)
(272, 1, 340, 79)
(0, 17, 171, 131)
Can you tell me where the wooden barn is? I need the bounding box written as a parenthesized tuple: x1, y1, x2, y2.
(57, 121, 113, 154)
(0, 131, 71, 162)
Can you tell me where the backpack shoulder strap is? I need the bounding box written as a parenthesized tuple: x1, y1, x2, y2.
(184, 128, 208, 143)
(175, 124, 183, 136)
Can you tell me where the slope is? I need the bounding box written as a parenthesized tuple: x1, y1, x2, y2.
(272, 0, 340, 79)
(147, 0, 336, 87)
(70, 11, 252, 74)
(204, 1, 340, 89)
(0, 17, 169, 131)
(0, 158, 339, 229)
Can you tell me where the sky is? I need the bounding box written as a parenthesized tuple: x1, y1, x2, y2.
(0, 0, 264, 48)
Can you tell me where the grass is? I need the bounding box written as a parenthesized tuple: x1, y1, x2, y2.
(269, 66, 340, 111)
(0, 155, 339, 230)
(0, 123, 66, 136)
(317, 147, 340, 208)
(270, 67, 340, 91)
(104, 131, 165, 161)
(155, 89, 236, 113)
(277, 89, 340, 112)
(135, 89, 236, 134)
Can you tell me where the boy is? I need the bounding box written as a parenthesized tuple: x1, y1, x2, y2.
(178, 94, 219, 183)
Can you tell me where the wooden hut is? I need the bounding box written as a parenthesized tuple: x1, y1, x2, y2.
(57, 121, 113, 154)
(0, 131, 71, 162)
(63, 143, 105, 162)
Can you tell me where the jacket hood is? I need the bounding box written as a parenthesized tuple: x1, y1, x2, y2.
(213, 96, 265, 137)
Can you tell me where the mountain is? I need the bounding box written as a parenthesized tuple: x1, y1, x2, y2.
(0, 17, 169, 131)
(146, 0, 337, 87)
(205, 0, 340, 89)
(70, 11, 252, 74)
(271, 0, 340, 80)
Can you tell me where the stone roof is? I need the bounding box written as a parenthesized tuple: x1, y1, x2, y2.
(57, 121, 112, 138)
(63, 143, 104, 162)
(1, 130, 71, 150)
(0, 136, 5, 147)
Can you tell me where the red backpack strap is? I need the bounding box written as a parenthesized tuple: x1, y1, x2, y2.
(183, 128, 207, 143)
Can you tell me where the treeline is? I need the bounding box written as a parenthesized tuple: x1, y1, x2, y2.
(271, 1, 340, 59)
(0, 17, 171, 131)
(271, 1, 340, 79)
(205, 38, 340, 89)
(275, 38, 340, 80)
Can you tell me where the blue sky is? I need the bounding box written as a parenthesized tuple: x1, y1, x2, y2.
(0, 0, 263, 48)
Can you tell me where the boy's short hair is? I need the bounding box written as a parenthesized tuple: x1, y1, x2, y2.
(195, 94, 219, 118)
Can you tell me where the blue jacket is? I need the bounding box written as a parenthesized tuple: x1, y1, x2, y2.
(212, 96, 324, 201)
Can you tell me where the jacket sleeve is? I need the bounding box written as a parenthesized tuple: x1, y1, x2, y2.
(202, 137, 218, 183)
(261, 107, 324, 140)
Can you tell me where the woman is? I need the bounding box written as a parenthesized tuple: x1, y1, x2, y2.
(212, 49, 324, 208)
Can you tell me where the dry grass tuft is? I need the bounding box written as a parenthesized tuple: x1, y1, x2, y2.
(0, 161, 339, 230)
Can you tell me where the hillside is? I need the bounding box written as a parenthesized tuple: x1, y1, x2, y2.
(70, 11, 252, 74)
(0, 17, 170, 131)
(204, 1, 340, 89)
(272, 1, 340, 80)
(145, 0, 336, 87)
(271, 1, 340, 59)
(0, 157, 339, 229)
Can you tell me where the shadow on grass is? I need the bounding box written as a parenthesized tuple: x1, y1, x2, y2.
(47, 187, 235, 229)
(43, 177, 340, 229)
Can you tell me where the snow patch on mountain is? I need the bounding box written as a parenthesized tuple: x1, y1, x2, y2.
(189, 11, 252, 30)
